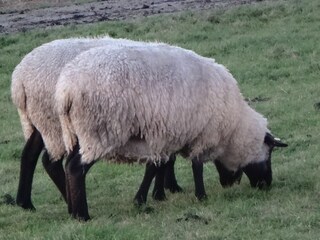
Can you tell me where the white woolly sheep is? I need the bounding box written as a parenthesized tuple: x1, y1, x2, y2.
(11, 37, 183, 211)
(55, 44, 287, 220)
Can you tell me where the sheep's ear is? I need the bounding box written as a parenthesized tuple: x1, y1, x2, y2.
(264, 132, 288, 147)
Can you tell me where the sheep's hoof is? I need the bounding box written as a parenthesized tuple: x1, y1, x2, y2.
(73, 213, 91, 222)
(257, 181, 271, 191)
(196, 193, 208, 201)
(133, 195, 147, 207)
(70, 205, 91, 221)
(152, 190, 167, 201)
(165, 184, 183, 193)
(137, 205, 154, 214)
(133, 199, 154, 214)
(16, 200, 36, 211)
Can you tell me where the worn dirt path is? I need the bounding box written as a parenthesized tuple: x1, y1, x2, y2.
(0, 0, 260, 34)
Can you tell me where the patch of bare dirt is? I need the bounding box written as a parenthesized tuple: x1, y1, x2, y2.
(0, 0, 261, 34)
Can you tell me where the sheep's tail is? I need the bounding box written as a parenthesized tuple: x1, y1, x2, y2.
(55, 85, 77, 154)
(59, 113, 77, 154)
(11, 69, 34, 141)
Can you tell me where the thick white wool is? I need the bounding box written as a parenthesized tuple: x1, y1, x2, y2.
(56, 44, 269, 169)
(11, 37, 166, 160)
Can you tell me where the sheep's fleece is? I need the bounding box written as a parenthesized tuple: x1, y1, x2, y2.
(11, 37, 163, 160)
(56, 44, 269, 171)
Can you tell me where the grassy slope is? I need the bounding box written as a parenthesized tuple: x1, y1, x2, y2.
(0, 0, 320, 239)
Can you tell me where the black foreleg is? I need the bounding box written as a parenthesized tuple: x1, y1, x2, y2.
(134, 162, 158, 206)
(42, 151, 66, 202)
(16, 128, 44, 210)
(65, 151, 93, 221)
(152, 162, 166, 201)
(164, 155, 183, 193)
(192, 157, 207, 201)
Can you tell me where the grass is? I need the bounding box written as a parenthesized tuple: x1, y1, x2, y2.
(1, 0, 320, 239)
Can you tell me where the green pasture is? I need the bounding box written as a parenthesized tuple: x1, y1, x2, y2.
(0, 0, 319, 239)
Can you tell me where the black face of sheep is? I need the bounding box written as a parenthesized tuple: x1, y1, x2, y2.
(243, 133, 288, 189)
(214, 160, 243, 187)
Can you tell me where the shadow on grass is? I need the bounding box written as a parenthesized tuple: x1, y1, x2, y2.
(176, 212, 210, 225)
(0, 193, 16, 206)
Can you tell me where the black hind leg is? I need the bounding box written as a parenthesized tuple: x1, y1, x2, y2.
(42, 151, 66, 202)
(164, 155, 183, 193)
(152, 162, 166, 201)
(65, 147, 93, 221)
(65, 144, 80, 214)
(16, 128, 44, 210)
(134, 162, 157, 206)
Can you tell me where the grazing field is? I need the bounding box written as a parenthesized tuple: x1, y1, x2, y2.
(0, 0, 320, 239)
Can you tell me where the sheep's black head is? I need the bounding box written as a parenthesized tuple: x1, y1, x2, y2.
(214, 160, 243, 187)
(243, 133, 287, 189)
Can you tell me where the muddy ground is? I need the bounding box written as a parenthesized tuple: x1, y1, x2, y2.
(0, 0, 260, 34)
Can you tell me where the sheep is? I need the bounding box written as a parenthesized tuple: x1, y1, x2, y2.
(12, 36, 244, 211)
(11, 37, 184, 211)
(55, 44, 287, 220)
